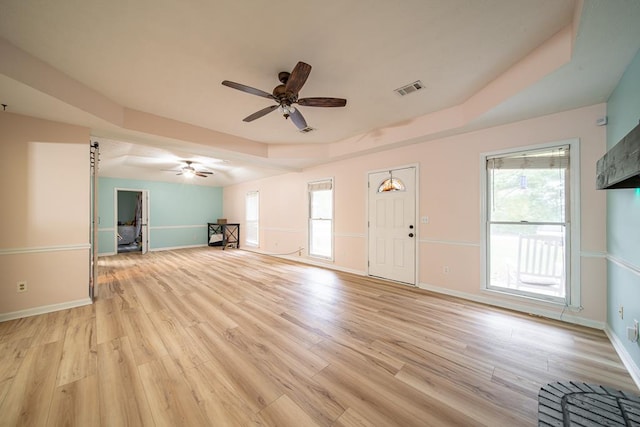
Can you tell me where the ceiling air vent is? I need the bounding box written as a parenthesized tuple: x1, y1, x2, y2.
(299, 126, 315, 133)
(394, 80, 425, 96)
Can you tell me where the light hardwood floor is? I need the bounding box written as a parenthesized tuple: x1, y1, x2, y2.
(0, 247, 637, 426)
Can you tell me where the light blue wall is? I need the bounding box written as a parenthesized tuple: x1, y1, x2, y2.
(98, 177, 223, 254)
(606, 49, 640, 369)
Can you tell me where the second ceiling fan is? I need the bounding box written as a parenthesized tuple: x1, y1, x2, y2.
(222, 61, 347, 130)
(165, 160, 213, 178)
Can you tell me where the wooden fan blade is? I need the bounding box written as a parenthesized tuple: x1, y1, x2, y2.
(285, 62, 311, 95)
(243, 105, 278, 122)
(198, 171, 214, 175)
(289, 108, 308, 130)
(222, 80, 275, 100)
(195, 173, 209, 178)
(298, 97, 347, 107)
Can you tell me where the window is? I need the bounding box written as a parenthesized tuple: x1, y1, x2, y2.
(245, 191, 259, 247)
(377, 175, 406, 193)
(483, 143, 580, 306)
(308, 179, 333, 259)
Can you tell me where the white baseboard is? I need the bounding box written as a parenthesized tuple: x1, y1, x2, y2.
(0, 298, 93, 322)
(417, 282, 605, 330)
(239, 250, 605, 329)
(99, 244, 208, 257)
(150, 244, 208, 252)
(286, 256, 366, 276)
(239, 247, 366, 277)
(604, 325, 640, 390)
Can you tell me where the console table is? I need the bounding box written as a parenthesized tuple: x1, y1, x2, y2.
(207, 223, 240, 249)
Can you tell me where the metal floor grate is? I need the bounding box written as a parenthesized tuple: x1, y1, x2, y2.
(539, 382, 640, 426)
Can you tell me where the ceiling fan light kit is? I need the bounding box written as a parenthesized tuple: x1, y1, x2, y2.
(277, 104, 296, 117)
(222, 61, 347, 130)
(167, 160, 213, 179)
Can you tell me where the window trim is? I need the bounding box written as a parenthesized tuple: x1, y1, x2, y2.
(480, 139, 581, 309)
(308, 177, 334, 260)
(245, 190, 259, 247)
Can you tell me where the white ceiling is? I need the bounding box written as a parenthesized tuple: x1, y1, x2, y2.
(1, 0, 639, 186)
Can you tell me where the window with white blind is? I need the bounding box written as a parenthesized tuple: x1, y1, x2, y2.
(245, 191, 259, 247)
(482, 142, 581, 307)
(308, 179, 333, 259)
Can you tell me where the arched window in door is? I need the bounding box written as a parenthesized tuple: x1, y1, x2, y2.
(377, 171, 406, 193)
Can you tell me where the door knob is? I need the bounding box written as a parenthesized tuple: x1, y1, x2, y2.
(408, 233, 414, 237)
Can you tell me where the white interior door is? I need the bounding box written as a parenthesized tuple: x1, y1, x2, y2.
(141, 190, 149, 254)
(115, 188, 149, 255)
(368, 167, 416, 285)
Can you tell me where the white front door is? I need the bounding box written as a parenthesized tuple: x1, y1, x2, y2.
(368, 167, 416, 285)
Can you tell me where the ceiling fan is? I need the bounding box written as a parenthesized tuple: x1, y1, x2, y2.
(165, 161, 213, 178)
(222, 61, 347, 130)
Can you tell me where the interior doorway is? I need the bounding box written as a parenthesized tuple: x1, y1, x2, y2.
(367, 166, 417, 285)
(115, 188, 149, 254)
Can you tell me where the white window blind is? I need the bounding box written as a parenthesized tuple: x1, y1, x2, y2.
(245, 191, 259, 247)
(483, 143, 580, 306)
(308, 179, 333, 259)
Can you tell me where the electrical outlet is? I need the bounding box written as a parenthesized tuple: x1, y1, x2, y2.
(17, 281, 27, 293)
(421, 216, 429, 224)
(619, 305, 624, 319)
(443, 266, 450, 274)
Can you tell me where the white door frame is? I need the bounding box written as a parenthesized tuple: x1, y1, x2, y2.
(366, 164, 419, 285)
(114, 188, 150, 254)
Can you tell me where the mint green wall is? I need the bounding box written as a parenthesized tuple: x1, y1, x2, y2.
(606, 49, 640, 368)
(97, 177, 223, 254)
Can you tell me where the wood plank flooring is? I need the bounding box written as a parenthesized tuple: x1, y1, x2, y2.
(0, 247, 637, 426)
